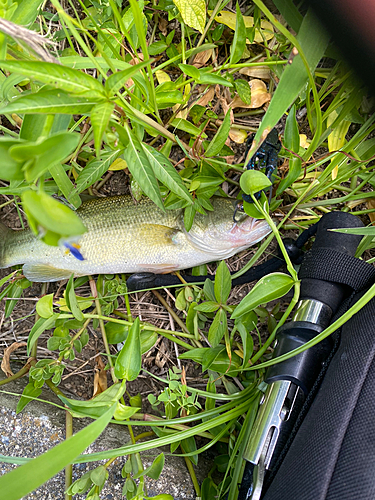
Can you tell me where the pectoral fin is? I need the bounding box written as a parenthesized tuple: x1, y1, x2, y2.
(139, 224, 180, 244)
(23, 263, 74, 282)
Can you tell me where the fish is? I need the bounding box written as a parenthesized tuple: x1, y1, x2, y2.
(0, 195, 271, 282)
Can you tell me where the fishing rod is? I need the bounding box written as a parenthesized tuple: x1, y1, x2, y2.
(239, 210, 375, 499)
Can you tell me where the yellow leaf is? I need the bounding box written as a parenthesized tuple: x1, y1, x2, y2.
(327, 110, 351, 180)
(210, 11, 274, 43)
(299, 134, 309, 149)
(155, 70, 171, 84)
(239, 66, 270, 80)
(229, 128, 247, 143)
(231, 79, 270, 109)
(109, 158, 127, 171)
(173, 0, 206, 34)
(57, 295, 93, 312)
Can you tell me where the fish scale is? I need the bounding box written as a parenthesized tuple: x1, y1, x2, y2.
(0, 196, 271, 282)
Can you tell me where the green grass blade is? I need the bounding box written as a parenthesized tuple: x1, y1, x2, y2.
(74, 149, 124, 194)
(248, 6, 329, 152)
(0, 404, 116, 500)
(0, 61, 104, 94)
(90, 101, 115, 156)
(12, 0, 43, 25)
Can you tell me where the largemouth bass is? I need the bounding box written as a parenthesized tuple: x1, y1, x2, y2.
(0, 196, 271, 282)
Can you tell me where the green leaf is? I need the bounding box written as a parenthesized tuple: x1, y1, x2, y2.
(173, 0, 206, 33)
(170, 118, 207, 138)
(230, 3, 247, 64)
(196, 72, 233, 87)
(27, 314, 59, 356)
(234, 79, 251, 105)
(115, 318, 142, 381)
(123, 129, 164, 211)
(90, 101, 115, 157)
(240, 170, 272, 196)
(277, 105, 302, 194)
(237, 322, 254, 366)
(113, 403, 140, 421)
(105, 60, 150, 95)
(13, 0, 45, 25)
(0, 89, 99, 115)
(74, 149, 123, 194)
(214, 261, 231, 304)
(16, 382, 42, 414)
(208, 308, 228, 347)
(134, 453, 165, 480)
(180, 436, 198, 465)
(21, 190, 86, 239)
(10, 132, 80, 183)
(36, 294, 54, 319)
(0, 61, 104, 94)
(90, 466, 107, 487)
(205, 112, 231, 158)
(65, 275, 84, 322)
(48, 163, 82, 209)
(0, 405, 116, 500)
(141, 144, 193, 204)
(178, 63, 200, 80)
(249, 8, 329, 154)
(0, 139, 24, 181)
(194, 301, 219, 313)
(231, 273, 295, 319)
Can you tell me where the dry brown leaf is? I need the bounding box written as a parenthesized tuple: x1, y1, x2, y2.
(155, 341, 168, 368)
(229, 128, 247, 143)
(239, 66, 271, 80)
(158, 17, 168, 36)
(231, 79, 271, 109)
(367, 198, 375, 223)
(92, 355, 107, 398)
(1, 342, 27, 377)
(193, 49, 213, 68)
(195, 86, 215, 107)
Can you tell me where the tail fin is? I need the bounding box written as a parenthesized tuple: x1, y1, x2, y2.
(0, 222, 10, 269)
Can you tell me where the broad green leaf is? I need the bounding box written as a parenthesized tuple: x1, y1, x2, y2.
(12, 0, 43, 25)
(36, 294, 54, 319)
(105, 60, 150, 95)
(237, 322, 254, 367)
(0, 139, 24, 181)
(90, 101, 115, 156)
(65, 275, 84, 322)
(231, 273, 295, 319)
(178, 63, 200, 80)
(134, 453, 165, 480)
(0, 89, 99, 115)
(155, 91, 184, 108)
(196, 72, 233, 87)
(194, 301, 219, 313)
(27, 314, 59, 355)
(214, 261, 231, 304)
(208, 308, 228, 347)
(173, 0, 206, 34)
(0, 61, 104, 94)
(115, 318, 142, 381)
(48, 163, 82, 209)
(141, 144, 193, 204)
(171, 118, 207, 138)
(10, 132, 80, 183)
(248, 8, 329, 155)
(90, 466, 107, 487)
(16, 382, 42, 414)
(74, 149, 123, 194)
(205, 112, 231, 157)
(123, 129, 164, 211)
(113, 403, 140, 421)
(234, 79, 252, 105)
(230, 3, 247, 65)
(0, 405, 116, 500)
(240, 170, 272, 195)
(21, 190, 86, 238)
(180, 436, 198, 465)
